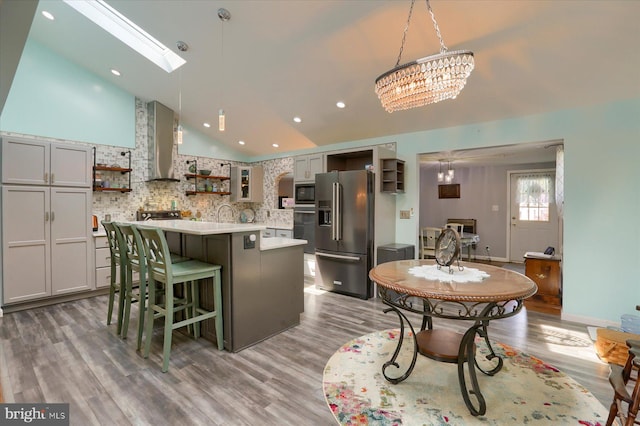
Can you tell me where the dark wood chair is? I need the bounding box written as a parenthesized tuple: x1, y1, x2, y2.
(606, 339, 640, 425)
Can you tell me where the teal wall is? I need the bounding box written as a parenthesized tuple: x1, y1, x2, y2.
(391, 99, 640, 324)
(0, 39, 136, 147)
(177, 123, 249, 163)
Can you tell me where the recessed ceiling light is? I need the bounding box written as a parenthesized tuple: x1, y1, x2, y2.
(42, 11, 55, 20)
(62, 0, 186, 73)
(110, 69, 121, 76)
(336, 101, 346, 109)
(272, 143, 279, 148)
(293, 116, 302, 123)
(238, 141, 245, 145)
(203, 122, 211, 128)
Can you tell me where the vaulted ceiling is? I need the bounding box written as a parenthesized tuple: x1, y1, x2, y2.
(7, 0, 640, 158)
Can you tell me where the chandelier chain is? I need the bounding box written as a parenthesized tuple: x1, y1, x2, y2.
(395, 0, 416, 67)
(426, 0, 448, 53)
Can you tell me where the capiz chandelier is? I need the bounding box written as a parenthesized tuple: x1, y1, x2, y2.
(375, 0, 474, 113)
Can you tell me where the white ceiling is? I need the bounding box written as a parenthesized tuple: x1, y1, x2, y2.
(19, 1, 640, 158)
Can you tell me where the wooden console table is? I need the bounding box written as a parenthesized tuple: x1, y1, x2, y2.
(524, 255, 562, 315)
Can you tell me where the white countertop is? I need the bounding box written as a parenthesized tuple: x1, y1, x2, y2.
(93, 220, 305, 251)
(260, 237, 307, 251)
(134, 220, 267, 235)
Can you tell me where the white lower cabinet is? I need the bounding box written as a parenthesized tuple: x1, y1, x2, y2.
(262, 228, 293, 238)
(2, 185, 93, 304)
(94, 237, 114, 289)
(274, 229, 293, 238)
(94, 235, 138, 289)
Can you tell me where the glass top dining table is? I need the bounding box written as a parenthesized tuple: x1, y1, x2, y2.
(369, 259, 537, 416)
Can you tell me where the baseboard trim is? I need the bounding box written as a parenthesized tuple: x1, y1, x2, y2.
(561, 311, 620, 328)
(1, 288, 109, 314)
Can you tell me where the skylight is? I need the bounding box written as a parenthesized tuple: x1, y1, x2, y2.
(63, 0, 186, 73)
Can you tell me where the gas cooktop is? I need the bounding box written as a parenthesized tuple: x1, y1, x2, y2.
(136, 210, 182, 221)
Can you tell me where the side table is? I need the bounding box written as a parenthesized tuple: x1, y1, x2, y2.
(524, 255, 561, 314)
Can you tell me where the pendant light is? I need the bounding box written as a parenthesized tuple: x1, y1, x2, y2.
(175, 41, 188, 145)
(444, 161, 454, 183)
(437, 162, 444, 182)
(218, 109, 225, 132)
(218, 8, 230, 132)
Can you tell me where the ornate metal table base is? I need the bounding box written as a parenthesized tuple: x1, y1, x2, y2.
(380, 289, 522, 416)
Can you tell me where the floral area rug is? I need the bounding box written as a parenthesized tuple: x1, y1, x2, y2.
(323, 329, 608, 425)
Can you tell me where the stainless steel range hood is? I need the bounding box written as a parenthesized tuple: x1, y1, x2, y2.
(147, 101, 179, 181)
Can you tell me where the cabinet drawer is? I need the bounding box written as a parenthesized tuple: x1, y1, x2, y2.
(96, 266, 118, 288)
(95, 247, 112, 268)
(95, 266, 139, 289)
(275, 229, 293, 238)
(262, 228, 275, 238)
(95, 236, 109, 249)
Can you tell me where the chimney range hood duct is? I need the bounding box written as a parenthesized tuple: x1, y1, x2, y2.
(147, 101, 179, 181)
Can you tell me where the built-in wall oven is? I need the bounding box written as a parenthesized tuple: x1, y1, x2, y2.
(293, 205, 315, 254)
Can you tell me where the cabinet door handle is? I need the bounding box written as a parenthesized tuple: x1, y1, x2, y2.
(44, 172, 49, 184)
(51, 173, 55, 184)
(45, 212, 49, 222)
(51, 211, 55, 221)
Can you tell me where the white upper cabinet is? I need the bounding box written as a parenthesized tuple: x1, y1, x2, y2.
(230, 166, 263, 202)
(2, 137, 91, 187)
(294, 153, 324, 183)
(50, 143, 92, 187)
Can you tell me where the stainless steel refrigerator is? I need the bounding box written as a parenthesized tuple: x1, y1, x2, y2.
(315, 170, 374, 299)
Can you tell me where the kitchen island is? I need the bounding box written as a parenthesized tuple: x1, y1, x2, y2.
(136, 220, 306, 352)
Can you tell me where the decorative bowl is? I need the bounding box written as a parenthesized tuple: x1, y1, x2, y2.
(199, 169, 212, 176)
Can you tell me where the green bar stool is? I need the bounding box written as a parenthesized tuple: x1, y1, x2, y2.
(138, 226, 224, 372)
(114, 223, 147, 347)
(102, 221, 127, 335)
(115, 223, 192, 347)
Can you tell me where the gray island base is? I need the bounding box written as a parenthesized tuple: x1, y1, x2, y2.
(138, 220, 306, 352)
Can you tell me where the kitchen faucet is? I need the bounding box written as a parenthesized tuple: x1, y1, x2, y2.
(216, 203, 235, 223)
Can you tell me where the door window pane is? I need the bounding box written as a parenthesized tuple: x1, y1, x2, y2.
(516, 175, 553, 222)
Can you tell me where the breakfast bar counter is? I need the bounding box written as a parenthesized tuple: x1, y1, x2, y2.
(134, 220, 307, 352)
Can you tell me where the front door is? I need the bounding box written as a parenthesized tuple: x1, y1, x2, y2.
(508, 171, 559, 262)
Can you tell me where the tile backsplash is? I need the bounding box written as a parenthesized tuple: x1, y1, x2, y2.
(93, 99, 295, 228)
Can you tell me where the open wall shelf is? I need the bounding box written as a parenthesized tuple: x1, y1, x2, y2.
(92, 147, 132, 192)
(184, 160, 231, 196)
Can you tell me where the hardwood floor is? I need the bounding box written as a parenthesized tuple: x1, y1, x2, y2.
(0, 280, 612, 425)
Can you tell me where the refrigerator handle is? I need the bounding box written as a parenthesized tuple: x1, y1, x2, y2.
(331, 182, 336, 240)
(315, 252, 360, 261)
(335, 181, 342, 241)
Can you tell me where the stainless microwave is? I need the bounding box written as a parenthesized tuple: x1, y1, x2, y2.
(294, 184, 315, 204)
